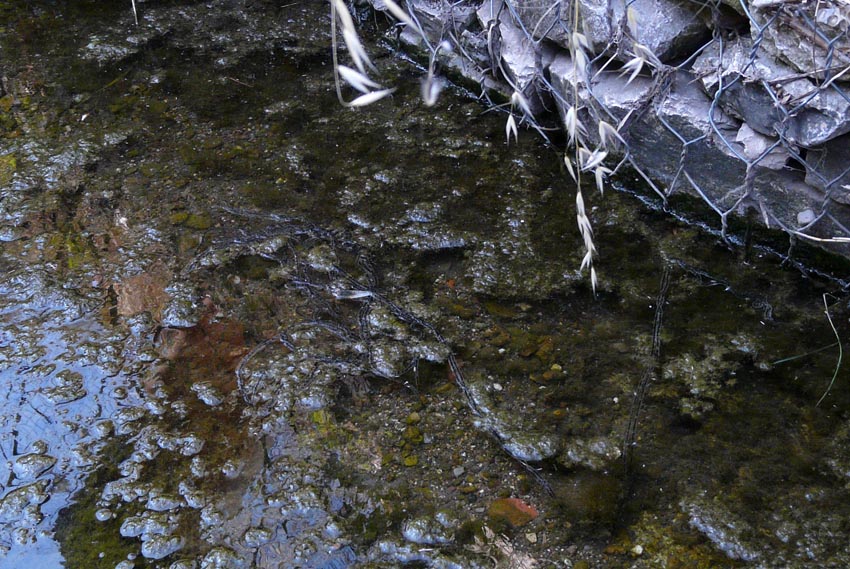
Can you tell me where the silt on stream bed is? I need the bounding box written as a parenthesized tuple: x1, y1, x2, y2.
(1, 1, 850, 567)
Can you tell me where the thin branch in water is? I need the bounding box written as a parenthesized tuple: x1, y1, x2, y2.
(816, 293, 843, 407)
(772, 341, 839, 365)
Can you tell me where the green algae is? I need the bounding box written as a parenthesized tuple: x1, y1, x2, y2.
(0, 152, 16, 184)
(183, 213, 212, 230)
(44, 229, 99, 272)
(169, 211, 190, 225)
(617, 512, 738, 569)
(54, 439, 139, 569)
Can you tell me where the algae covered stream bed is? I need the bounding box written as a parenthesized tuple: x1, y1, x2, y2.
(2, 1, 850, 567)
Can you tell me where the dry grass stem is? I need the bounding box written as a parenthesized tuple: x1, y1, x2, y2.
(816, 294, 843, 407)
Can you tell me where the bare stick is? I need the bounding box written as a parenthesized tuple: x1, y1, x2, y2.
(816, 293, 843, 407)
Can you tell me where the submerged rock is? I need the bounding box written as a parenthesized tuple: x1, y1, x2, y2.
(200, 547, 246, 569)
(160, 283, 201, 328)
(11, 454, 57, 482)
(141, 535, 185, 560)
(557, 436, 622, 471)
(682, 499, 760, 562)
(402, 515, 455, 545)
(488, 498, 538, 528)
(0, 481, 49, 523)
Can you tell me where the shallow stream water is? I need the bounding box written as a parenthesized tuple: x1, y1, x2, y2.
(2, 1, 850, 568)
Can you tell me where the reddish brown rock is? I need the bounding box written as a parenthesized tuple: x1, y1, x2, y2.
(488, 498, 538, 528)
(115, 264, 171, 319)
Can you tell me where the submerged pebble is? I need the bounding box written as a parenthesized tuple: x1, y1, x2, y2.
(175, 434, 205, 456)
(12, 454, 57, 482)
(141, 534, 185, 560)
(242, 527, 273, 548)
(200, 546, 245, 568)
(114, 407, 147, 436)
(146, 492, 183, 512)
(401, 515, 455, 545)
(0, 481, 49, 523)
(119, 511, 177, 539)
(191, 382, 224, 407)
(683, 500, 760, 562)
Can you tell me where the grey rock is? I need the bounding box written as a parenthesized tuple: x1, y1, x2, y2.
(476, 0, 553, 113)
(751, 0, 850, 84)
(804, 133, 850, 204)
(551, 54, 748, 207)
(503, 0, 709, 62)
(751, 169, 839, 232)
(718, 0, 746, 15)
(552, 47, 850, 242)
(376, 0, 478, 39)
(546, 51, 588, 117)
(693, 37, 850, 147)
(751, 166, 850, 250)
(797, 208, 816, 226)
(496, 5, 538, 93)
(735, 123, 790, 170)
